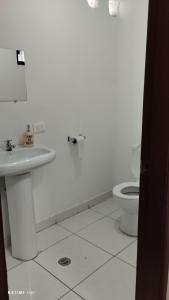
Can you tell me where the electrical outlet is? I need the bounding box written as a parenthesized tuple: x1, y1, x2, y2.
(33, 122, 46, 134)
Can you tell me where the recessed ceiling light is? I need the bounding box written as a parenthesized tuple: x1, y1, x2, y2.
(109, 0, 120, 16)
(86, 0, 99, 9)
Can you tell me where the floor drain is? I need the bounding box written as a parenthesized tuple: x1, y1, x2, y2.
(58, 257, 71, 267)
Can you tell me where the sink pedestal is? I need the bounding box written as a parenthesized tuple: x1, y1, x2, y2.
(6, 173, 38, 261)
(0, 145, 56, 260)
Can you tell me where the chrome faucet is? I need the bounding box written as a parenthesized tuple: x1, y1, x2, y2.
(5, 140, 15, 152)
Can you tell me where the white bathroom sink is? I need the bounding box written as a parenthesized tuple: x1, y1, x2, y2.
(0, 145, 56, 176)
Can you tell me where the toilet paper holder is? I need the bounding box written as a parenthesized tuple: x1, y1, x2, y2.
(67, 134, 86, 145)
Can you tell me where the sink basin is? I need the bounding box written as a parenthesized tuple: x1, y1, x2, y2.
(0, 145, 56, 176)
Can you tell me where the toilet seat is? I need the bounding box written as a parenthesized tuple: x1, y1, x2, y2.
(113, 182, 139, 200)
(112, 144, 141, 236)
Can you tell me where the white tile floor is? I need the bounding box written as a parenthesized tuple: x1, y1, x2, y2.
(61, 291, 84, 299)
(5, 248, 22, 271)
(60, 209, 103, 233)
(109, 209, 124, 221)
(117, 241, 137, 267)
(35, 235, 111, 288)
(37, 224, 71, 251)
(6, 198, 137, 300)
(91, 198, 119, 216)
(75, 258, 136, 300)
(77, 218, 135, 255)
(8, 261, 69, 300)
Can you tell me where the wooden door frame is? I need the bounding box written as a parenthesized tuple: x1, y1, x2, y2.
(135, 0, 169, 299)
(0, 194, 9, 299)
(0, 0, 169, 299)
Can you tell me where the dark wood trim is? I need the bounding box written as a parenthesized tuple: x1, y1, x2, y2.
(16, 50, 25, 66)
(0, 0, 169, 299)
(136, 0, 169, 299)
(0, 193, 9, 299)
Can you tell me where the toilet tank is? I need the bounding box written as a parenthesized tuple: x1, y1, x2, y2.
(131, 143, 141, 181)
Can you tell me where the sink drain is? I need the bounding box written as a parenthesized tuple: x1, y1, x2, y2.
(58, 257, 71, 267)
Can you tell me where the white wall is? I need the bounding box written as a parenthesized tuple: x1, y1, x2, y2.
(0, 0, 117, 238)
(113, 0, 149, 185)
(0, 48, 27, 101)
(0, 0, 148, 241)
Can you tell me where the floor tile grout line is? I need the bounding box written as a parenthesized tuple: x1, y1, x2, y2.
(36, 227, 117, 292)
(38, 215, 118, 257)
(57, 214, 106, 235)
(57, 283, 86, 300)
(8, 254, 136, 299)
(7, 259, 31, 273)
(71, 257, 115, 291)
(7, 228, 136, 275)
(75, 231, 136, 259)
(7, 236, 136, 278)
(74, 232, 115, 257)
(37, 232, 74, 254)
(116, 256, 136, 269)
(6, 235, 73, 273)
(57, 290, 70, 300)
(58, 290, 85, 300)
(7, 261, 23, 272)
(6, 231, 73, 272)
(34, 256, 113, 295)
(7, 200, 137, 297)
(56, 223, 79, 234)
(7, 249, 137, 297)
(6, 203, 119, 272)
(36, 205, 103, 234)
(38, 208, 135, 260)
(37, 222, 72, 234)
(106, 213, 122, 221)
(114, 239, 137, 256)
(90, 206, 120, 217)
(56, 201, 113, 233)
(34, 260, 73, 291)
(7, 218, 107, 273)
(58, 289, 86, 300)
(72, 290, 86, 300)
(72, 255, 136, 293)
(57, 289, 73, 300)
(35, 237, 136, 294)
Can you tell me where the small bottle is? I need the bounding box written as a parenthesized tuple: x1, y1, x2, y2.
(23, 124, 34, 147)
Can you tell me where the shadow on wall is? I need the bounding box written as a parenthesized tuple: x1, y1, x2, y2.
(68, 136, 86, 178)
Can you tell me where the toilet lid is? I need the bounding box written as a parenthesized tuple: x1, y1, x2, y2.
(131, 144, 141, 179)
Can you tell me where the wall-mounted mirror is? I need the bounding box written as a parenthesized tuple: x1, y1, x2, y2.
(0, 48, 27, 102)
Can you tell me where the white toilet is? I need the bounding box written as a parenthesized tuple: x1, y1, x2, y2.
(112, 144, 141, 237)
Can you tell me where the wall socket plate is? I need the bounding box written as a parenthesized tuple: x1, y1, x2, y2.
(33, 122, 46, 134)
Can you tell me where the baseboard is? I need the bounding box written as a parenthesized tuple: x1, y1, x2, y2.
(4, 190, 112, 246)
(36, 190, 112, 232)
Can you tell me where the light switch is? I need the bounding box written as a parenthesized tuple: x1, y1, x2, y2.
(33, 122, 46, 134)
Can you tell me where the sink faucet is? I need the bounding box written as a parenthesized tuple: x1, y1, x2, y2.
(5, 140, 15, 152)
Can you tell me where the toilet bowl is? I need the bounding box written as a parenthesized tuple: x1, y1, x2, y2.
(112, 144, 141, 237)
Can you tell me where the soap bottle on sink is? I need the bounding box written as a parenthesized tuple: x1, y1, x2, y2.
(23, 124, 34, 147)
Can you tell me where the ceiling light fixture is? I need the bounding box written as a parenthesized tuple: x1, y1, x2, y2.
(86, 0, 99, 9)
(109, 0, 120, 16)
